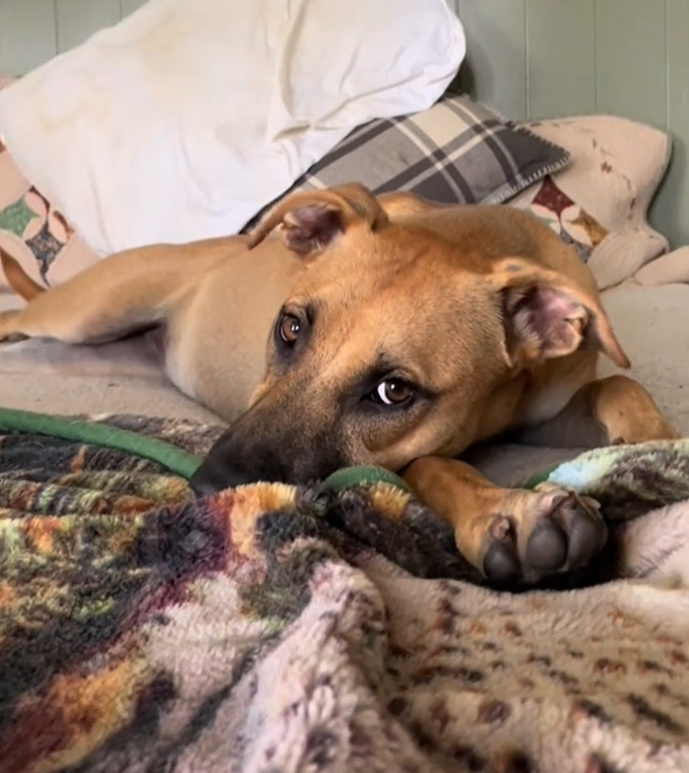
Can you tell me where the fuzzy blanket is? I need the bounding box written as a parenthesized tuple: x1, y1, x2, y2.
(3, 416, 689, 773)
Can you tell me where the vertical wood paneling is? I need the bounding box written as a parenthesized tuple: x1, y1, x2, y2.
(526, 0, 597, 118)
(457, 0, 528, 120)
(120, 0, 148, 15)
(0, 0, 58, 76)
(652, 0, 689, 247)
(595, 0, 667, 125)
(56, 0, 121, 53)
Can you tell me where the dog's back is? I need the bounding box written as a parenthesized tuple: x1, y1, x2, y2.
(380, 193, 596, 296)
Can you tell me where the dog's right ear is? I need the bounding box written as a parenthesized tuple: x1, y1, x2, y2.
(246, 183, 388, 257)
(492, 257, 630, 369)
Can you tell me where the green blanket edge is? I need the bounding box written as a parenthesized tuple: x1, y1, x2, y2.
(0, 407, 203, 480)
(0, 407, 410, 493)
(0, 406, 553, 493)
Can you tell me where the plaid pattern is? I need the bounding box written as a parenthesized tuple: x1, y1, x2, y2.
(245, 95, 570, 230)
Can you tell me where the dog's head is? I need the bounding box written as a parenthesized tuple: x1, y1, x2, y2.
(191, 184, 628, 493)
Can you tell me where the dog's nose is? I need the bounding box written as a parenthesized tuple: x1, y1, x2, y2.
(189, 408, 338, 495)
(189, 457, 259, 496)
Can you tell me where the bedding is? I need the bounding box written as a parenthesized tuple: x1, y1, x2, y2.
(509, 174, 608, 263)
(633, 245, 689, 287)
(509, 115, 672, 289)
(0, 0, 465, 255)
(3, 413, 689, 772)
(596, 282, 689, 433)
(0, 78, 99, 290)
(0, 86, 569, 291)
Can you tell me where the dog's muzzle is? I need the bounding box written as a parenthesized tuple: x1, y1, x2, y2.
(190, 432, 290, 495)
(189, 416, 347, 496)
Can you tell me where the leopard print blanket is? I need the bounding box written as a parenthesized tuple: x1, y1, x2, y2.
(3, 415, 689, 773)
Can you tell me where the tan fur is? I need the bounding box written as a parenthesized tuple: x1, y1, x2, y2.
(0, 250, 45, 301)
(0, 184, 677, 585)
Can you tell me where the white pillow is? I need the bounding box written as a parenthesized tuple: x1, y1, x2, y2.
(0, 0, 464, 254)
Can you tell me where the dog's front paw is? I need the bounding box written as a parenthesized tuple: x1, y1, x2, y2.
(479, 485, 607, 586)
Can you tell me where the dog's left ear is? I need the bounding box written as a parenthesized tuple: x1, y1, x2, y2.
(494, 259, 630, 369)
(246, 183, 388, 256)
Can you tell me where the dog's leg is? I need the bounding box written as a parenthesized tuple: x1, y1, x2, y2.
(403, 375, 677, 584)
(0, 279, 164, 344)
(0, 243, 233, 344)
(403, 457, 605, 585)
(519, 374, 678, 448)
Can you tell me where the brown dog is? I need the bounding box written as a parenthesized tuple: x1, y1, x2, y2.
(0, 184, 677, 585)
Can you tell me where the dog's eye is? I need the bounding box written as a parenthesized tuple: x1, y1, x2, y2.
(371, 378, 414, 407)
(278, 313, 301, 345)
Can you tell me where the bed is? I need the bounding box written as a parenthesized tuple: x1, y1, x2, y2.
(3, 3, 689, 771)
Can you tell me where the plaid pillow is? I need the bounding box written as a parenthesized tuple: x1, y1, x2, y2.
(245, 95, 570, 230)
